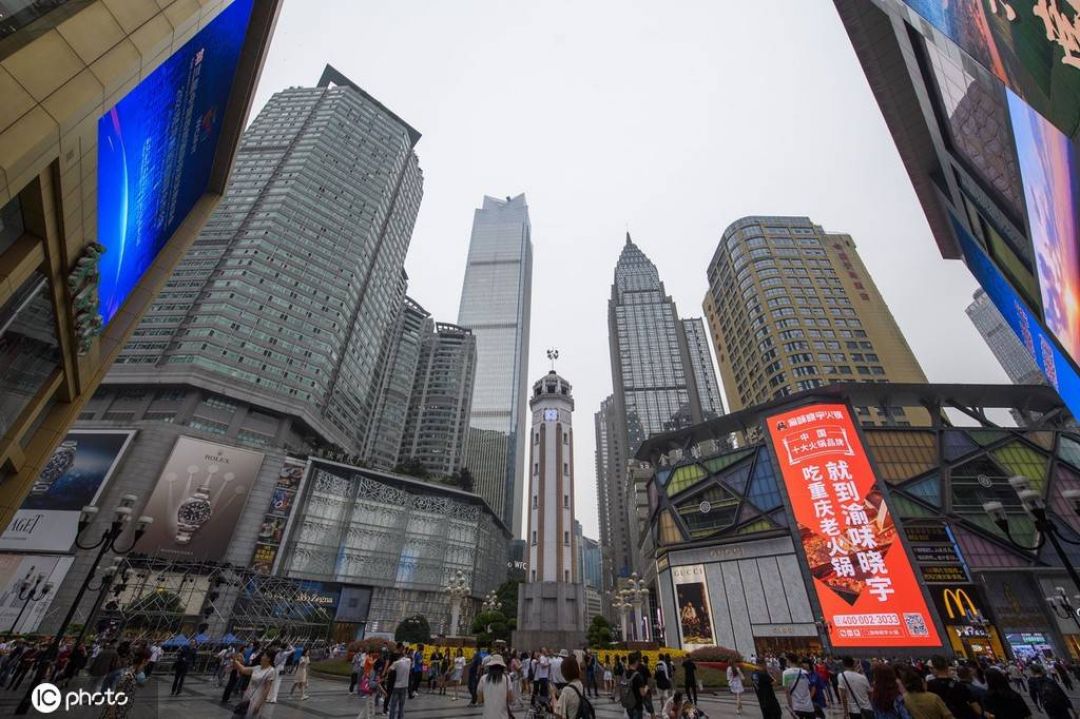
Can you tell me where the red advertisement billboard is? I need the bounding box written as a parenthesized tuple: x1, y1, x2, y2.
(765, 404, 941, 648)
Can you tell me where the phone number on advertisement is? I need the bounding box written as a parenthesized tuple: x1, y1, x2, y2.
(833, 614, 900, 626)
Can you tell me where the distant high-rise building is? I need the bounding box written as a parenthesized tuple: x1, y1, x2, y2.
(107, 66, 424, 451)
(604, 234, 716, 576)
(399, 323, 477, 478)
(704, 216, 929, 426)
(966, 289, 1044, 386)
(682, 318, 726, 419)
(594, 395, 618, 590)
(458, 194, 533, 535)
(364, 295, 433, 469)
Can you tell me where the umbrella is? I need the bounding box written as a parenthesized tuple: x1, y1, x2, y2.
(219, 633, 241, 645)
(162, 634, 189, 647)
(192, 633, 211, 644)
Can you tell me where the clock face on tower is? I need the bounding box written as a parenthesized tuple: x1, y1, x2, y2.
(543, 409, 558, 422)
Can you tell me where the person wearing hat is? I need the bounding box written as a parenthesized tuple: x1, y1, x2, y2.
(478, 654, 514, 719)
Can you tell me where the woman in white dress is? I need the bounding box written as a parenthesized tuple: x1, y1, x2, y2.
(726, 663, 745, 715)
(478, 654, 513, 719)
(289, 647, 310, 700)
(233, 651, 276, 718)
(450, 648, 466, 700)
(602, 656, 613, 696)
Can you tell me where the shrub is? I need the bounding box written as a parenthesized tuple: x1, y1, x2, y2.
(687, 645, 742, 663)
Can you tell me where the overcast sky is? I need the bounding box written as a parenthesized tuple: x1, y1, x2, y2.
(252, 0, 1009, 539)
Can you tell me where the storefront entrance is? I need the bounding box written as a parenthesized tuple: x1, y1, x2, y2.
(753, 636, 823, 658)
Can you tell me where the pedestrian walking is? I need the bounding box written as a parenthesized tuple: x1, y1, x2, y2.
(170, 643, 194, 696)
(681, 656, 698, 706)
(231, 651, 276, 718)
(751, 660, 782, 719)
(726, 661, 746, 715)
(479, 654, 513, 719)
(450, 648, 466, 700)
(289, 647, 311, 700)
(983, 667, 1030, 719)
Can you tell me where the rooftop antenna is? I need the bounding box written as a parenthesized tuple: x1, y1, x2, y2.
(547, 348, 559, 372)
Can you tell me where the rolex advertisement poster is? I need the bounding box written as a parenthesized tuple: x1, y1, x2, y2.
(138, 437, 264, 561)
(0, 430, 135, 552)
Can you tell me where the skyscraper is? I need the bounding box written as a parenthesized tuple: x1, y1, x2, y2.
(107, 66, 424, 452)
(682, 318, 726, 419)
(966, 289, 1044, 387)
(594, 395, 619, 590)
(364, 295, 433, 469)
(458, 194, 533, 535)
(399, 323, 477, 478)
(604, 234, 720, 576)
(703, 216, 928, 425)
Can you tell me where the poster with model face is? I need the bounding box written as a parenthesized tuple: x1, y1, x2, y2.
(0, 554, 73, 634)
(0, 430, 135, 552)
(96, 0, 254, 324)
(137, 437, 264, 561)
(250, 457, 309, 575)
(671, 564, 716, 649)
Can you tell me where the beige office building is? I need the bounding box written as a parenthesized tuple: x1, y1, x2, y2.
(0, 0, 280, 530)
(704, 216, 928, 426)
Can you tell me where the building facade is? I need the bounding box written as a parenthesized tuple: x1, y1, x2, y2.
(833, 0, 1080, 421)
(682, 318, 726, 420)
(363, 296, 433, 470)
(967, 289, 1045, 387)
(105, 66, 424, 456)
(594, 394, 620, 593)
(458, 194, 533, 536)
(399, 322, 476, 478)
(604, 234, 721, 580)
(0, 0, 281, 531)
(704, 216, 929, 425)
(637, 382, 1077, 660)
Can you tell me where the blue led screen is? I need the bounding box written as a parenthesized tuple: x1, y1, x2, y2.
(96, 0, 254, 324)
(950, 209, 1080, 420)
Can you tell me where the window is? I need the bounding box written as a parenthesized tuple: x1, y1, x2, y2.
(563, 531, 570, 545)
(531, 570, 536, 581)
(531, 531, 537, 545)
(563, 495, 569, 509)
(532, 496, 538, 509)
(564, 569, 570, 582)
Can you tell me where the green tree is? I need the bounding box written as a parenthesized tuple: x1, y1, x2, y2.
(394, 614, 432, 644)
(470, 609, 513, 645)
(454, 467, 475, 492)
(495, 580, 520, 614)
(586, 615, 613, 648)
(394, 457, 430, 480)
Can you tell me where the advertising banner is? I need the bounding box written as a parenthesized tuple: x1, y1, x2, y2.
(897, 0, 1080, 142)
(930, 584, 990, 627)
(96, 0, 254, 323)
(950, 208, 1080, 418)
(137, 437, 264, 561)
(0, 554, 74, 634)
(671, 564, 716, 650)
(0, 430, 135, 552)
(250, 457, 308, 575)
(766, 404, 941, 648)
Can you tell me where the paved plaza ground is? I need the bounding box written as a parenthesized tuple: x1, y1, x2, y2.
(1, 669, 1076, 718)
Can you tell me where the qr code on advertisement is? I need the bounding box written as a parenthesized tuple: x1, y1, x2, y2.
(904, 612, 929, 637)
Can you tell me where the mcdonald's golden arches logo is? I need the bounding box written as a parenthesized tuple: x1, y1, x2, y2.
(941, 587, 979, 620)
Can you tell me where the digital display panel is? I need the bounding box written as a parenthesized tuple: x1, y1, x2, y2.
(96, 0, 254, 323)
(766, 404, 941, 648)
(898, 0, 1080, 141)
(1006, 89, 1080, 364)
(950, 208, 1080, 419)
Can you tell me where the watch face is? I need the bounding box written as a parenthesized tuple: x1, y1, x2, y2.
(177, 499, 212, 525)
(543, 409, 558, 421)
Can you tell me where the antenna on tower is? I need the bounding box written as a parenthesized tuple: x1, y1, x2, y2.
(546, 348, 559, 371)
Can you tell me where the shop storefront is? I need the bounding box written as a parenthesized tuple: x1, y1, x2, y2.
(928, 584, 1006, 659)
(981, 572, 1067, 660)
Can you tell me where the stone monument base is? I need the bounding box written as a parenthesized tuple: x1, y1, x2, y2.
(513, 581, 587, 650)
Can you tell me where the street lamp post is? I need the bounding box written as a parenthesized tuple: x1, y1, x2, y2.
(624, 573, 649, 641)
(74, 558, 127, 647)
(1045, 586, 1080, 641)
(443, 570, 470, 637)
(8, 569, 53, 634)
(481, 590, 503, 614)
(612, 591, 632, 643)
(982, 478, 1080, 595)
(15, 495, 151, 715)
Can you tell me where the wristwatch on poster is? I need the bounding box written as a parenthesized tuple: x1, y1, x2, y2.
(31, 440, 77, 495)
(175, 483, 213, 544)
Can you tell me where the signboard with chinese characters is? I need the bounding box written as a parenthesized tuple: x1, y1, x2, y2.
(921, 565, 970, 584)
(250, 457, 308, 575)
(765, 404, 941, 648)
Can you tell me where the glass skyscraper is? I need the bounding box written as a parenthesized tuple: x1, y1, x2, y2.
(458, 194, 533, 536)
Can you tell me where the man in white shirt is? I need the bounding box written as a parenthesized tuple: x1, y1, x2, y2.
(388, 652, 412, 719)
(146, 643, 163, 676)
(551, 650, 566, 692)
(838, 656, 872, 719)
(781, 653, 815, 719)
(534, 649, 552, 706)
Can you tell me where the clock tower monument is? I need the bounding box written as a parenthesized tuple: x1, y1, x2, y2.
(513, 353, 587, 649)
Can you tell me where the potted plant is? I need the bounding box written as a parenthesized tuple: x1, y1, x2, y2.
(687, 645, 742, 672)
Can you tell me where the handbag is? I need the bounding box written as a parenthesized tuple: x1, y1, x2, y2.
(840, 671, 874, 719)
(232, 699, 250, 716)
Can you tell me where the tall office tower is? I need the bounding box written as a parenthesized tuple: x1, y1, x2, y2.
(0, 0, 281, 529)
(364, 295, 433, 469)
(107, 66, 424, 452)
(606, 234, 712, 574)
(681, 318, 726, 419)
(458, 194, 533, 535)
(704, 216, 928, 426)
(594, 394, 629, 589)
(593, 396, 615, 590)
(967, 289, 1044, 387)
(399, 323, 477, 477)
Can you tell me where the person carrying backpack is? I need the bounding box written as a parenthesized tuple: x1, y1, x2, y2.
(621, 652, 648, 719)
(1029, 664, 1077, 719)
(556, 656, 596, 719)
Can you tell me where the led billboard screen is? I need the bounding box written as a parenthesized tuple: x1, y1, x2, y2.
(97, 0, 254, 323)
(898, 0, 1080, 141)
(766, 404, 941, 648)
(950, 208, 1080, 419)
